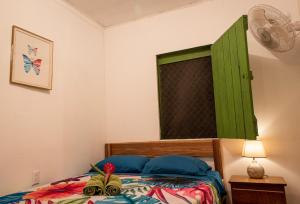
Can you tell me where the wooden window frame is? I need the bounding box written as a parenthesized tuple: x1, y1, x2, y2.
(156, 45, 213, 140)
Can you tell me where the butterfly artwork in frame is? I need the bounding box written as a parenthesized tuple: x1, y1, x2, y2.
(10, 26, 53, 90)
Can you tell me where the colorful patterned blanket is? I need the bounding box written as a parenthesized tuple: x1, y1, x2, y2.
(0, 173, 224, 204)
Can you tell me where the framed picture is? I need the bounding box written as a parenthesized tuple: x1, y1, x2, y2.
(10, 26, 53, 90)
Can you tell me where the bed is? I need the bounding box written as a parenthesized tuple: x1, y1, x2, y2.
(0, 139, 226, 204)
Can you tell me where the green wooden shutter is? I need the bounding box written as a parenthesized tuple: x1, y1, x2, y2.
(211, 15, 257, 140)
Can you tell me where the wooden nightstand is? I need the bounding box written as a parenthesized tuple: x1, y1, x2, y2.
(229, 175, 287, 204)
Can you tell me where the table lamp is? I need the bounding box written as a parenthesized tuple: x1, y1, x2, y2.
(242, 140, 266, 179)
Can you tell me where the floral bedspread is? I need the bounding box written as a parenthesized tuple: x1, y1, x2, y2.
(0, 173, 224, 204)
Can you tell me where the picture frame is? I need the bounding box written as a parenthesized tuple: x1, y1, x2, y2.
(10, 25, 53, 90)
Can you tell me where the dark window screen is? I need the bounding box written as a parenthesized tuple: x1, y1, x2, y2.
(159, 56, 217, 139)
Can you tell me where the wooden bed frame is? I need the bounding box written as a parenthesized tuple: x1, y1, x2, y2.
(105, 139, 223, 178)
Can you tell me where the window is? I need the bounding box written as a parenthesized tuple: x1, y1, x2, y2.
(157, 46, 216, 139)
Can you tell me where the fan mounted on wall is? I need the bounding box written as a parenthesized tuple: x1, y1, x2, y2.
(248, 4, 300, 52)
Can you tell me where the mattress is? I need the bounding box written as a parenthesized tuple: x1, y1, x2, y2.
(0, 172, 225, 204)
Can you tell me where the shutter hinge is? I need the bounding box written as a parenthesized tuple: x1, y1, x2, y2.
(249, 70, 254, 80)
(239, 65, 254, 80)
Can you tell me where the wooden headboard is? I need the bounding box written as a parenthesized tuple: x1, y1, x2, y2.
(105, 139, 223, 178)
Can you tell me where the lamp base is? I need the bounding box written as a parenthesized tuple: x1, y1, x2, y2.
(247, 159, 265, 179)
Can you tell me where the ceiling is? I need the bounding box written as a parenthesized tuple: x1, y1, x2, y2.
(65, 0, 203, 27)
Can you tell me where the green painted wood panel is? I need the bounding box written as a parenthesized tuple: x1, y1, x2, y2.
(211, 15, 257, 139)
(236, 16, 257, 139)
(157, 45, 211, 65)
(228, 27, 246, 138)
(216, 38, 229, 137)
(211, 43, 224, 137)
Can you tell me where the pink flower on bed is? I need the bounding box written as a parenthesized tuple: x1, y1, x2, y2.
(104, 162, 116, 185)
(23, 182, 86, 201)
(103, 162, 116, 174)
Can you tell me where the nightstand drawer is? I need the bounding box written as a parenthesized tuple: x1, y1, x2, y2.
(229, 175, 287, 204)
(231, 187, 286, 204)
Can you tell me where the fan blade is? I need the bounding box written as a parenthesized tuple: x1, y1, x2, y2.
(293, 21, 300, 31)
(270, 26, 288, 42)
(257, 27, 279, 49)
(268, 25, 295, 51)
(250, 8, 268, 27)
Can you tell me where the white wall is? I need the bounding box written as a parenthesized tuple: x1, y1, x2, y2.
(0, 0, 105, 195)
(104, 0, 300, 203)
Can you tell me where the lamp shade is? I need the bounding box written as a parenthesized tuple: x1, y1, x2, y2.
(242, 140, 266, 158)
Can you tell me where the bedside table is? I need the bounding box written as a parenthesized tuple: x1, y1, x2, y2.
(229, 175, 287, 204)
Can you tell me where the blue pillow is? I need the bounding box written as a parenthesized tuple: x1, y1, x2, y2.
(142, 155, 211, 176)
(91, 155, 150, 173)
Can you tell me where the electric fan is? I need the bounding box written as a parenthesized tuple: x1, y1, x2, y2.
(248, 4, 300, 52)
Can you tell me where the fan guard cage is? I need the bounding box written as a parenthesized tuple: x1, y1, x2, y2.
(248, 4, 296, 52)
